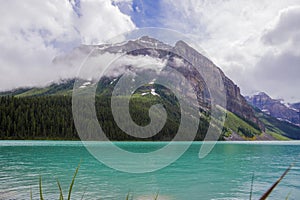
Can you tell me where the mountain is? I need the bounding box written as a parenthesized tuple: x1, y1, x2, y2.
(4, 36, 262, 130)
(246, 92, 300, 126)
(58, 36, 264, 130)
(291, 103, 300, 111)
(1, 36, 299, 140)
(172, 40, 264, 130)
(255, 107, 300, 140)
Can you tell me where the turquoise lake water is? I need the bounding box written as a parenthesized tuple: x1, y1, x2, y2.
(0, 141, 300, 200)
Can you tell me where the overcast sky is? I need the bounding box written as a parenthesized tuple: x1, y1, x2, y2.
(0, 0, 299, 102)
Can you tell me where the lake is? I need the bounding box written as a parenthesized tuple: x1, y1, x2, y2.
(0, 141, 300, 200)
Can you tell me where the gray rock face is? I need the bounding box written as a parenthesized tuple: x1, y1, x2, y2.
(112, 36, 263, 130)
(246, 92, 300, 126)
(170, 39, 263, 130)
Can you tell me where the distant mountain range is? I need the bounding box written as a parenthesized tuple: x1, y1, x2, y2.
(246, 92, 300, 126)
(292, 103, 300, 112)
(1, 36, 300, 140)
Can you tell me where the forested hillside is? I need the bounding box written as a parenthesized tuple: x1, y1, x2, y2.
(0, 96, 76, 139)
(0, 94, 211, 140)
(0, 90, 269, 140)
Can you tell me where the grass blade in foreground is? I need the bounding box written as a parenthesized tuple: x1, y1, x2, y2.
(259, 164, 293, 200)
(67, 163, 80, 200)
(285, 190, 292, 200)
(154, 191, 159, 200)
(39, 176, 44, 200)
(57, 179, 64, 200)
(249, 172, 254, 200)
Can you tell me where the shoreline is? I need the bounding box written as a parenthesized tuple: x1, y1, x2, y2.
(0, 140, 299, 144)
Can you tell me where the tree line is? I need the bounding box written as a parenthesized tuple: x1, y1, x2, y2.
(0, 96, 76, 139)
(0, 95, 211, 140)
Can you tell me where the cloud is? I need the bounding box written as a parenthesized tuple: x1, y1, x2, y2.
(252, 6, 300, 102)
(130, 0, 300, 101)
(77, 0, 135, 44)
(0, 0, 135, 90)
(1, 0, 300, 102)
(253, 51, 300, 102)
(72, 52, 168, 80)
(111, 54, 167, 72)
(262, 6, 300, 47)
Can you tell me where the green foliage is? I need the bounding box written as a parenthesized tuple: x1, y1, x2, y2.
(223, 111, 261, 138)
(0, 96, 77, 139)
(154, 191, 159, 200)
(0, 87, 32, 96)
(222, 127, 232, 138)
(57, 179, 64, 200)
(237, 127, 255, 138)
(37, 164, 80, 200)
(0, 79, 75, 97)
(0, 94, 265, 140)
(68, 164, 80, 200)
(3, 80, 292, 140)
(268, 132, 290, 141)
(16, 88, 50, 97)
(125, 192, 132, 200)
(36, 164, 161, 200)
(1, 78, 298, 140)
(254, 107, 300, 139)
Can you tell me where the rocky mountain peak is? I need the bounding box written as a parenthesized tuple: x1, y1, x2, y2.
(246, 92, 300, 126)
(257, 92, 270, 98)
(52, 36, 264, 131)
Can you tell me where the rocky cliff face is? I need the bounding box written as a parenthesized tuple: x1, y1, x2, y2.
(223, 77, 263, 128)
(170, 40, 263, 130)
(98, 36, 264, 130)
(246, 92, 300, 126)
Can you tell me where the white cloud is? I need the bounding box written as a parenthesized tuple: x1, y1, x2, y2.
(158, 0, 300, 102)
(77, 0, 135, 44)
(0, 0, 135, 90)
(262, 6, 300, 54)
(112, 54, 167, 72)
(77, 53, 168, 79)
(253, 6, 300, 102)
(2, 0, 300, 102)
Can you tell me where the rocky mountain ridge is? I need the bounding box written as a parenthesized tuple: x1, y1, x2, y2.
(246, 92, 300, 126)
(92, 36, 264, 131)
